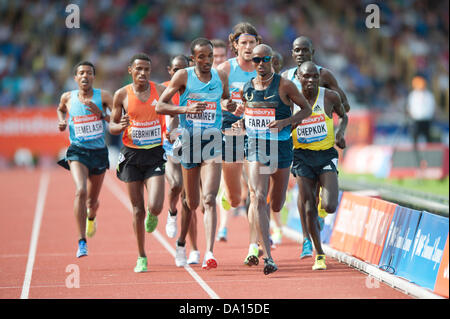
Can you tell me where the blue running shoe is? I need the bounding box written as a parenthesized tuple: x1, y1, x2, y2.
(300, 238, 313, 259)
(76, 239, 88, 258)
(216, 227, 227, 242)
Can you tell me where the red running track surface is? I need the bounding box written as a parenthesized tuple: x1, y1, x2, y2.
(0, 168, 412, 300)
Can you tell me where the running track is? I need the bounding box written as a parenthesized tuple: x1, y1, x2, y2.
(0, 167, 412, 300)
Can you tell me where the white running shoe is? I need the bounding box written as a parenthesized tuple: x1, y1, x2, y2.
(175, 243, 187, 267)
(187, 250, 200, 264)
(165, 213, 177, 238)
(202, 251, 217, 270)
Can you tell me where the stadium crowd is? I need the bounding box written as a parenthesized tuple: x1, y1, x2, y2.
(0, 0, 448, 117)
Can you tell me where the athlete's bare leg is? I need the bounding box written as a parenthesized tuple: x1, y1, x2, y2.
(86, 172, 106, 220)
(245, 161, 272, 259)
(126, 180, 147, 257)
(68, 161, 89, 241)
(200, 159, 222, 253)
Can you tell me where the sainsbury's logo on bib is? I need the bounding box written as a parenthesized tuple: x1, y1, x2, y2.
(296, 114, 328, 143)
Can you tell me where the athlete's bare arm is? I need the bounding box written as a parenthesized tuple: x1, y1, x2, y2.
(217, 69, 236, 113)
(320, 68, 350, 113)
(269, 78, 311, 131)
(156, 69, 206, 116)
(109, 87, 129, 135)
(100, 90, 113, 123)
(57, 92, 70, 132)
(325, 88, 347, 149)
(280, 69, 290, 79)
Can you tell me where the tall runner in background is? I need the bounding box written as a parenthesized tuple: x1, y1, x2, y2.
(233, 44, 311, 274)
(109, 53, 168, 273)
(57, 61, 113, 258)
(157, 38, 236, 270)
(291, 61, 347, 270)
(216, 22, 261, 250)
(282, 36, 351, 258)
(162, 54, 201, 264)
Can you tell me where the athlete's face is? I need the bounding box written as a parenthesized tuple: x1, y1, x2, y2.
(299, 67, 319, 94)
(235, 34, 258, 62)
(74, 65, 94, 90)
(191, 44, 213, 74)
(292, 41, 314, 66)
(168, 58, 188, 78)
(212, 47, 227, 68)
(129, 59, 151, 85)
(251, 49, 272, 77)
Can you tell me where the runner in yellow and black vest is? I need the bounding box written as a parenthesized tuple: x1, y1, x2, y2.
(291, 61, 348, 271)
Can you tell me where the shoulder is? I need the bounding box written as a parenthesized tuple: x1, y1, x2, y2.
(100, 89, 113, 100)
(153, 82, 167, 95)
(216, 68, 228, 82)
(319, 67, 337, 84)
(113, 86, 128, 100)
(281, 69, 290, 79)
(60, 91, 72, 102)
(323, 87, 341, 103)
(216, 60, 231, 74)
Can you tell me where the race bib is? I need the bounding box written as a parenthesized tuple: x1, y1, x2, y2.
(185, 100, 217, 127)
(296, 114, 328, 143)
(244, 108, 275, 135)
(73, 114, 104, 141)
(130, 119, 162, 146)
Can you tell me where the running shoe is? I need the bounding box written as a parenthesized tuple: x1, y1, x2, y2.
(300, 238, 313, 259)
(76, 239, 88, 258)
(221, 193, 231, 211)
(202, 251, 217, 270)
(272, 227, 282, 245)
(187, 250, 200, 264)
(145, 210, 158, 233)
(244, 245, 259, 266)
(216, 227, 227, 242)
(263, 257, 278, 275)
(86, 217, 97, 238)
(175, 243, 187, 267)
(134, 256, 148, 273)
(312, 254, 327, 270)
(165, 212, 177, 238)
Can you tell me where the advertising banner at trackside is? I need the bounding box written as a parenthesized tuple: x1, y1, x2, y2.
(355, 198, 397, 265)
(341, 145, 393, 178)
(397, 212, 448, 290)
(434, 234, 449, 297)
(378, 206, 422, 277)
(329, 192, 372, 255)
(0, 107, 69, 159)
(321, 191, 342, 244)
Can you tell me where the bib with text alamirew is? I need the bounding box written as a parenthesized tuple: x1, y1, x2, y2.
(185, 100, 217, 128)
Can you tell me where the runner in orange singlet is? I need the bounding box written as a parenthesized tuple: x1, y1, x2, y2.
(109, 53, 168, 273)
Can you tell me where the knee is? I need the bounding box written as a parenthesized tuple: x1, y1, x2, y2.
(185, 197, 199, 212)
(321, 198, 338, 214)
(202, 194, 216, 210)
(147, 202, 163, 216)
(132, 206, 146, 218)
(250, 191, 267, 208)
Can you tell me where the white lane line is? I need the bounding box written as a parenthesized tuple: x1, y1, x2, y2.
(20, 171, 50, 299)
(105, 174, 220, 299)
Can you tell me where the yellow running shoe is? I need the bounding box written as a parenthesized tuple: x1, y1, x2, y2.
(312, 254, 327, 270)
(86, 217, 97, 238)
